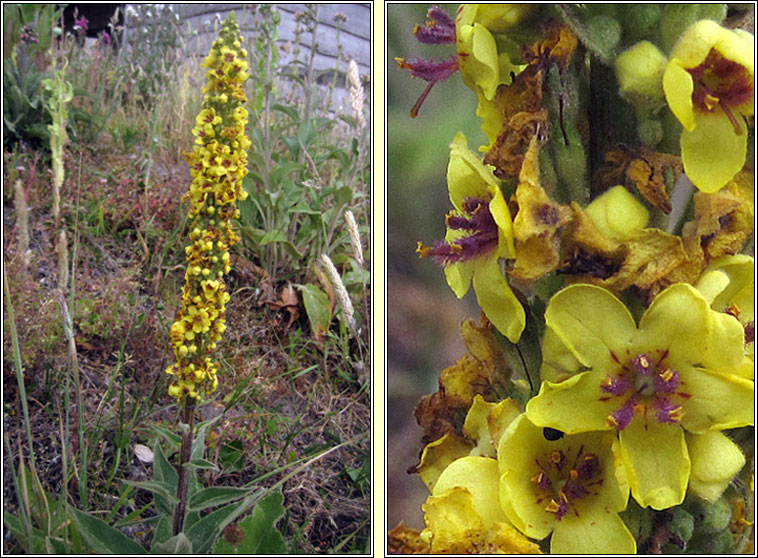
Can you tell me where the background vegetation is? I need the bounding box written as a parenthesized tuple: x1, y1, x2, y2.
(3, 4, 370, 554)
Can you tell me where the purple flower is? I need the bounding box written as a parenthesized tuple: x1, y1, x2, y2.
(74, 16, 89, 32)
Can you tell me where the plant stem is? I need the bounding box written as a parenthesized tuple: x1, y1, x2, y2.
(172, 398, 196, 536)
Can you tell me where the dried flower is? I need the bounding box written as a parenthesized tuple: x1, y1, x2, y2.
(348, 59, 365, 132)
(320, 253, 357, 338)
(345, 210, 364, 267)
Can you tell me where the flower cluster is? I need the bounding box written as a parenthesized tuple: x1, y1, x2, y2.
(393, 5, 754, 555)
(166, 13, 250, 400)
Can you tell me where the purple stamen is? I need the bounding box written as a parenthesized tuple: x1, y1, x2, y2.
(563, 477, 589, 501)
(414, 6, 456, 44)
(608, 399, 636, 430)
(745, 321, 754, 344)
(575, 454, 600, 480)
(632, 354, 653, 376)
(396, 55, 459, 83)
(600, 375, 632, 396)
(654, 368, 680, 394)
(531, 469, 552, 492)
(655, 398, 684, 424)
(419, 197, 499, 265)
(446, 213, 478, 230)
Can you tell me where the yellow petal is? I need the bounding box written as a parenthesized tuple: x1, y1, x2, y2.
(686, 430, 746, 502)
(662, 61, 696, 131)
(618, 419, 690, 509)
(463, 395, 499, 457)
(682, 110, 747, 193)
(544, 284, 636, 369)
(526, 371, 613, 434)
(637, 283, 710, 368)
(472, 253, 525, 343)
(551, 507, 636, 554)
(670, 20, 728, 68)
(416, 433, 474, 491)
(432, 456, 505, 527)
(678, 365, 754, 434)
(447, 132, 499, 211)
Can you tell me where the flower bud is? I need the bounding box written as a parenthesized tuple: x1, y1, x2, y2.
(585, 185, 649, 242)
(615, 41, 667, 107)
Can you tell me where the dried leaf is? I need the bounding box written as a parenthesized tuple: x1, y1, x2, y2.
(627, 158, 672, 213)
(483, 67, 546, 179)
(279, 283, 300, 329)
(527, 22, 578, 68)
(693, 174, 754, 260)
(563, 203, 688, 295)
(598, 147, 682, 213)
(388, 524, 430, 555)
(484, 109, 549, 179)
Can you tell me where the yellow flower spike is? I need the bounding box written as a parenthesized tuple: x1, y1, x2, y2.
(526, 283, 754, 510)
(167, 12, 249, 400)
(662, 20, 754, 192)
(498, 414, 635, 554)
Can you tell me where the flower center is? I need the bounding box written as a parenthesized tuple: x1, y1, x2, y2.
(530, 445, 603, 521)
(599, 351, 690, 430)
(417, 197, 499, 265)
(688, 49, 753, 134)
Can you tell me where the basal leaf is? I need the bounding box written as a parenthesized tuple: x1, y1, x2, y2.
(67, 505, 147, 554)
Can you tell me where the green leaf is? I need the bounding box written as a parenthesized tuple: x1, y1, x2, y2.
(153, 438, 179, 485)
(211, 491, 288, 555)
(185, 501, 248, 554)
(122, 480, 178, 505)
(297, 284, 332, 340)
(146, 424, 182, 447)
(67, 505, 147, 554)
(259, 229, 303, 259)
(271, 103, 300, 123)
(281, 136, 300, 158)
(334, 185, 353, 206)
(151, 533, 192, 555)
(219, 440, 245, 473)
(188, 486, 257, 511)
(186, 458, 219, 471)
(149, 517, 173, 552)
(297, 119, 317, 150)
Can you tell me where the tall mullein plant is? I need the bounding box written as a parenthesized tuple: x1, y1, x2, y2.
(166, 12, 251, 535)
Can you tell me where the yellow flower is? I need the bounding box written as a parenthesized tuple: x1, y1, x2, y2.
(526, 283, 754, 509)
(421, 455, 542, 554)
(662, 20, 754, 192)
(455, 5, 526, 149)
(498, 414, 635, 554)
(417, 132, 525, 342)
(694, 254, 754, 365)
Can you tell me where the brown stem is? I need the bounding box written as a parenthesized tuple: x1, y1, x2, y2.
(172, 398, 196, 536)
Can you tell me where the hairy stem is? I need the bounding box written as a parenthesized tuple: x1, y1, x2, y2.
(172, 399, 196, 535)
